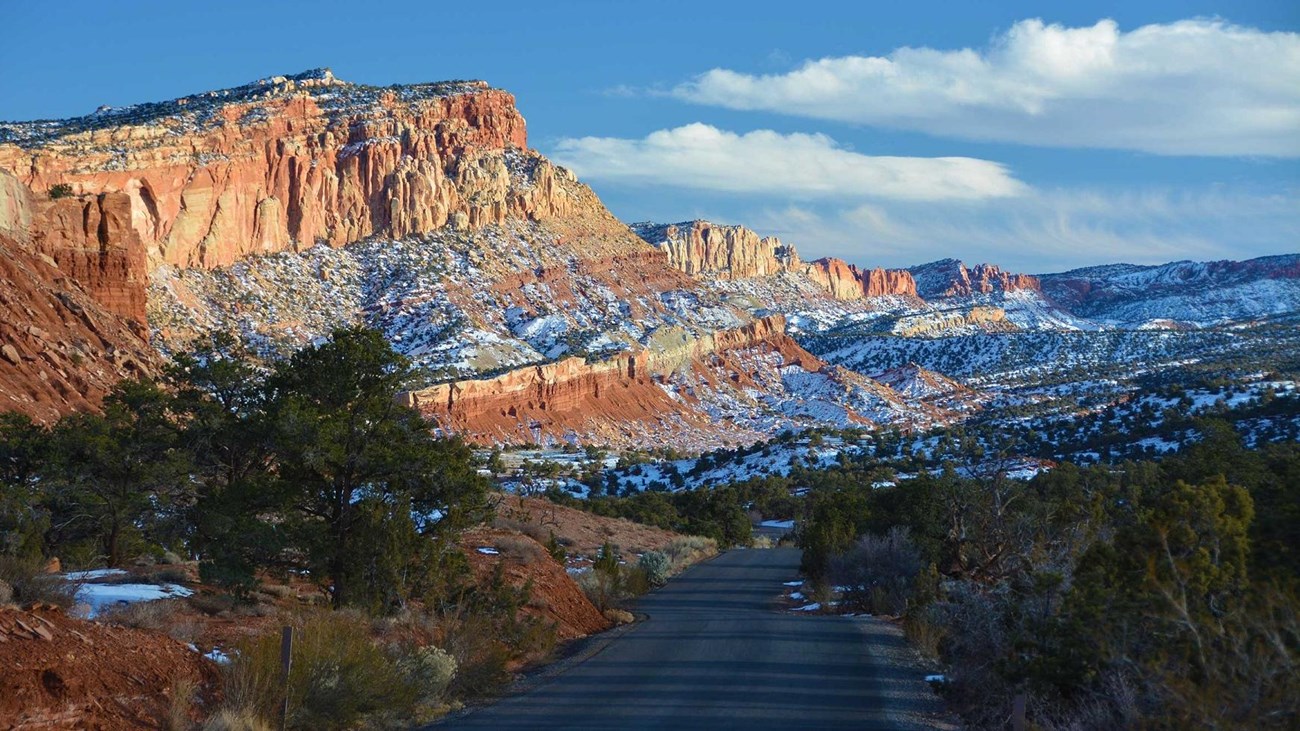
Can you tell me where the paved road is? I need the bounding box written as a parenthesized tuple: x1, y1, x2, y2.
(437, 548, 952, 730)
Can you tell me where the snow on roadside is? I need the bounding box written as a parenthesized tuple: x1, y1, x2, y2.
(75, 583, 193, 618)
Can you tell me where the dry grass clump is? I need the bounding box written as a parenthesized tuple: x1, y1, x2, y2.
(0, 556, 76, 608)
(217, 610, 456, 730)
(603, 608, 634, 625)
(490, 516, 552, 544)
(492, 535, 548, 564)
(664, 536, 717, 571)
(100, 598, 180, 631)
(201, 708, 273, 731)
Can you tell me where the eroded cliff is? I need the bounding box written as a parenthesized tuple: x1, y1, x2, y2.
(0, 173, 156, 421)
(909, 258, 1040, 299)
(0, 68, 577, 271)
(633, 220, 917, 301)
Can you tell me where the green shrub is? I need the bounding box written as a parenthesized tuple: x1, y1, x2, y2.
(219, 611, 429, 730)
(442, 614, 513, 698)
(47, 183, 74, 199)
(622, 565, 651, 596)
(545, 532, 567, 564)
(395, 645, 457, 707)
(638, 551, 670, 587)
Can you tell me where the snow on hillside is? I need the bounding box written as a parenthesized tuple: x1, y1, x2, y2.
(1039, 254, 1300, 327)
(805, 329, 1261, 388)
(149, 221, 741, 383)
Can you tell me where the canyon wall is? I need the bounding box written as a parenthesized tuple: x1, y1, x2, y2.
(0, 69, 576, 272)
(802, 257, 918, 300)
(632, 220, 917, 300)
(0, 173, 156, 422)
(404, 314, 820, 445)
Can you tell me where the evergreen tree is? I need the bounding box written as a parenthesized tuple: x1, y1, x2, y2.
(46, 380, 190, 566)
(265, 328, 489, 608)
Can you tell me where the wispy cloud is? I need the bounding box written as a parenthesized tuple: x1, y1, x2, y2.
(552, 123, 1027, 201)
(673, 18, 1300, 157)
(744, 187, 1300, 272)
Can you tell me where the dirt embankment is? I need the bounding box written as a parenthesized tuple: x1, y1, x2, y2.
(0, 603, 218, 730)
(491, 493, 683, 558)
(460, 528, 610, 640)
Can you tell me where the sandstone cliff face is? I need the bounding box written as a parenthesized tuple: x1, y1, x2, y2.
(404, 315, 818, 447)
(28, 193, 149, 324)
(0, 69, 575, 272)
(0, 230, 155, 422)
(909, 258, 1040, 299)
(0, 177, 155, 421)
(631, 221, 799, 279)
(632, 220, 916, 300)
(802, 258, 917, 300)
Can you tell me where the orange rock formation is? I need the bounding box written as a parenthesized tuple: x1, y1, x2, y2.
(0, 69, 570, 271)
(803, 257, 918, 299)
(0, 173, 156, 422)
(405, 315, 823, 446)
(636, 220, 917, 300)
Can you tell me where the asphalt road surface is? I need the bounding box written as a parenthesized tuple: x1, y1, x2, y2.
(437, 547, 953, 730)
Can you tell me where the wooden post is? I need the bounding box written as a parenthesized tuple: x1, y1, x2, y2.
(1012, 691, 1027, 731)
(279, 626, 293, 731)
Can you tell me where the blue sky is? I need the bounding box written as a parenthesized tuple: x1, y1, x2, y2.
(2, 0, 1297, 272)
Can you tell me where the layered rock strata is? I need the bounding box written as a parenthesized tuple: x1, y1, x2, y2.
(633, 220, 917, 300)
(909, 258, 1040, 299)
(0, 68, 571, 271)
(404, 315, 825, 445)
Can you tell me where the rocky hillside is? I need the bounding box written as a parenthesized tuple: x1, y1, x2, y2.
(0, 172, 156, 422)
(1040, 254, 1300, 327)
(3, 69, 1294, 446)
(0, 70, 955, 445)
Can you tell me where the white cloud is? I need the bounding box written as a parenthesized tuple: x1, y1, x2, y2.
(741, 186, 1300, 273)
(552, 123, 1027, 201)
(673, 18, 1300, 156)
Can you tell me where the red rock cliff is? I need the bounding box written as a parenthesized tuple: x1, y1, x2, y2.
(404, 315, 816, 446)
(631, 220, 800, 279)
(0, 69, 572, 272)
(802, 257, 918, 299)
(0, 173, 155, 422)
(909, 258, 1040, 299)
(632, 220, 917, 300)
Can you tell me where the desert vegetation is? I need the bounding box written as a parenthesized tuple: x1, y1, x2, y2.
(796, 425, 1300, 729)
(0, 329, 570, 728)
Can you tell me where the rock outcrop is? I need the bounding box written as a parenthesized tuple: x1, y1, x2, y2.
(803, 257, 917, 300)
(0, 171, 156, 423)
(27, 191, 149, 324)
(631, 221, 799, 279)
(0, 68, 574, 272)
(0, 219, 156, 422)
(632, 220, 916, 300)
(891, 305, 1016, 337)
(404, 315, 823, 446)
(908, 258, 1040, 299)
